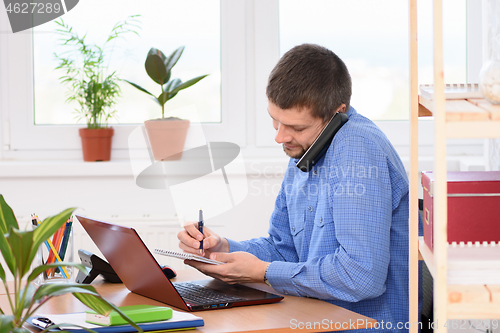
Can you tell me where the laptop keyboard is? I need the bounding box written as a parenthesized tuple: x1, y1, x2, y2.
(173, 282, 245, 305)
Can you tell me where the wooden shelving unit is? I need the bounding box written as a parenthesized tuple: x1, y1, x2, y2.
(419, 95, 500, 138)
(409, 1, 500, 332)
(418, 237, 500, 319)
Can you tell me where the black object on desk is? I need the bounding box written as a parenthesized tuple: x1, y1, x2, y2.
(75, 249, 177, 283)
(75, 249, 122, 284)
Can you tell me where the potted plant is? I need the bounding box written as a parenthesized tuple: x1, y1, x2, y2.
(54, 16, 140, 162)
(0, 194, 143, 332)
(125, 47, 208, 161)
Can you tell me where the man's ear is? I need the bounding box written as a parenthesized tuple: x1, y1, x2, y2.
(337, 104, 347, 113)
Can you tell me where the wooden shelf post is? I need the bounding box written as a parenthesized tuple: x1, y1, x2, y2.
(408, 0, 420, 332)
(432, 1, 448, 332)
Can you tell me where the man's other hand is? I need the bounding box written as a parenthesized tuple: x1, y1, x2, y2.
(185, 252, 270, 285)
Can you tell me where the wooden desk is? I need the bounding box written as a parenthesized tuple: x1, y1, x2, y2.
(1, 270, 376, 332)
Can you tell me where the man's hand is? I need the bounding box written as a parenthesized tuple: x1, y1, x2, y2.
(178, 222, 229, 258)
(185, 252, 270, 285)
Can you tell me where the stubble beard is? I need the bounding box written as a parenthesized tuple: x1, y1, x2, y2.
(282, 144, 307, 159)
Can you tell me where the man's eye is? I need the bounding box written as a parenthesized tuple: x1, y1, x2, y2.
(294, 128, 305, 132)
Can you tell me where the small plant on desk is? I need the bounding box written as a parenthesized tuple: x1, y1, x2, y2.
(0, 195, 143, 333)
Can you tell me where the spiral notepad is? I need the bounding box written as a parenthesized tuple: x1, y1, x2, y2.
(154, 248, 223, 265)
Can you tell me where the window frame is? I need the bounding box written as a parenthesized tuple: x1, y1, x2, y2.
(0, 0, 246, 159)
(0, 0, 485, 161)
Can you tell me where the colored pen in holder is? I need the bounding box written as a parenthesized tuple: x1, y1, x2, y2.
(31, 215, 74, 284)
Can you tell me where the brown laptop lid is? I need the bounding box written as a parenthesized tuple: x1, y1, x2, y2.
(76, 215, 189, 311)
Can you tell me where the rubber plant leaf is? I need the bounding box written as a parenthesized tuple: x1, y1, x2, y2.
(163, 78, 181, 93)
(147, 47, 170, 83)
(123, 80, 155, 97)
(165, 46, 184, 72)
(145, 53, 168, 85)
(147, 47, 168, 62)
(157, 92, 169, 106)
(151, 96, 161, 106)
(170, 75, 209, 95)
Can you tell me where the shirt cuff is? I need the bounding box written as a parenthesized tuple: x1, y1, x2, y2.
(226, 238, 247, 253)
(265, 261, 298, 296)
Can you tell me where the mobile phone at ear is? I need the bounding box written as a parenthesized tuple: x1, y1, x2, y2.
(296, 112, 348, 172)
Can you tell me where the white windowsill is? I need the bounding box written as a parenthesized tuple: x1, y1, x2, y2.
(0, 159, 136, 178)
(0, 156, 291, 178)
(0, 154, 487, 179)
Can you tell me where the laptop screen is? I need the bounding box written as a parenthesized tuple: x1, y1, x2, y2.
(76, 215, 188, 310)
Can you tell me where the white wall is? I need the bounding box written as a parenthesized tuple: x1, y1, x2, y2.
(0, 158, 287, 241)
(0, 157, 287, 280)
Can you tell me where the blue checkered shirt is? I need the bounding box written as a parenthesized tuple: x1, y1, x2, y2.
(228, 107, 416, 332)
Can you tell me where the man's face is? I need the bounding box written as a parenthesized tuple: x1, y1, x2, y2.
(268, 101, 325, 159)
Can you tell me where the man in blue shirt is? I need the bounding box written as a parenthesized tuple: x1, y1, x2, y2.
(178, 44, 411, 332)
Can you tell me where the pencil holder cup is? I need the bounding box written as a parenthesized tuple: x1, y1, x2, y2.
(32, 221, 74, 285)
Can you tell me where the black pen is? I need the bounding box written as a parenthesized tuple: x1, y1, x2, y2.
(198, 209, 204, 255)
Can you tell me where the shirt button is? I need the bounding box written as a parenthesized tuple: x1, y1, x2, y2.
(313, 170, 318, 175)
(308, 206, 313, 212)
(292, 227, 295, 232)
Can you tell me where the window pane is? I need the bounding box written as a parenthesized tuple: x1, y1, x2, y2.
(33, 0, 220, 125)
(279, 0, 466, 121)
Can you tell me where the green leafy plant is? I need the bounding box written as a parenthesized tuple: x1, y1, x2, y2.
(125, 46, 208, 119)
(0, 195, 143, 333)
(54, 16, 141, 129)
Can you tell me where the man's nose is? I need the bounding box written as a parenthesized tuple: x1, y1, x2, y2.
(275, 124, 292, 144)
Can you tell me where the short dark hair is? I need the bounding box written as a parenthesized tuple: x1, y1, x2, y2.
(266, 44, 352, 122)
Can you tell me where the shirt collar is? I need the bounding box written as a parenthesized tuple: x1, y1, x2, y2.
(346, 105, 356, 117)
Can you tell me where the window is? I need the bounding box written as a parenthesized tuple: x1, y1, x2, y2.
(279, 0, 467, 121)
(1, 0, 246, 157)
(33, 0, 221, 125)
(0, 0, 483, 158)
(246, 0, 475, 150)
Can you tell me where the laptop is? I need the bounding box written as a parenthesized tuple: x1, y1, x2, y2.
(76, 215, 284, 311)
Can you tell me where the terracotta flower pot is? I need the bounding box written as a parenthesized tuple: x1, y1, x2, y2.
(79, 128, 114, 162)
(144, 119, 190, 161)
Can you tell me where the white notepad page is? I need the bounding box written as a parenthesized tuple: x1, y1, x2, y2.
(154, 248, 224, 265)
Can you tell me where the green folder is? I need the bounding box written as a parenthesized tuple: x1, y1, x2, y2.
(85, 305, 173, 326)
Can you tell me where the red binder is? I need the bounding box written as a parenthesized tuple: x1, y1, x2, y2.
(421, 171, 500, 251)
